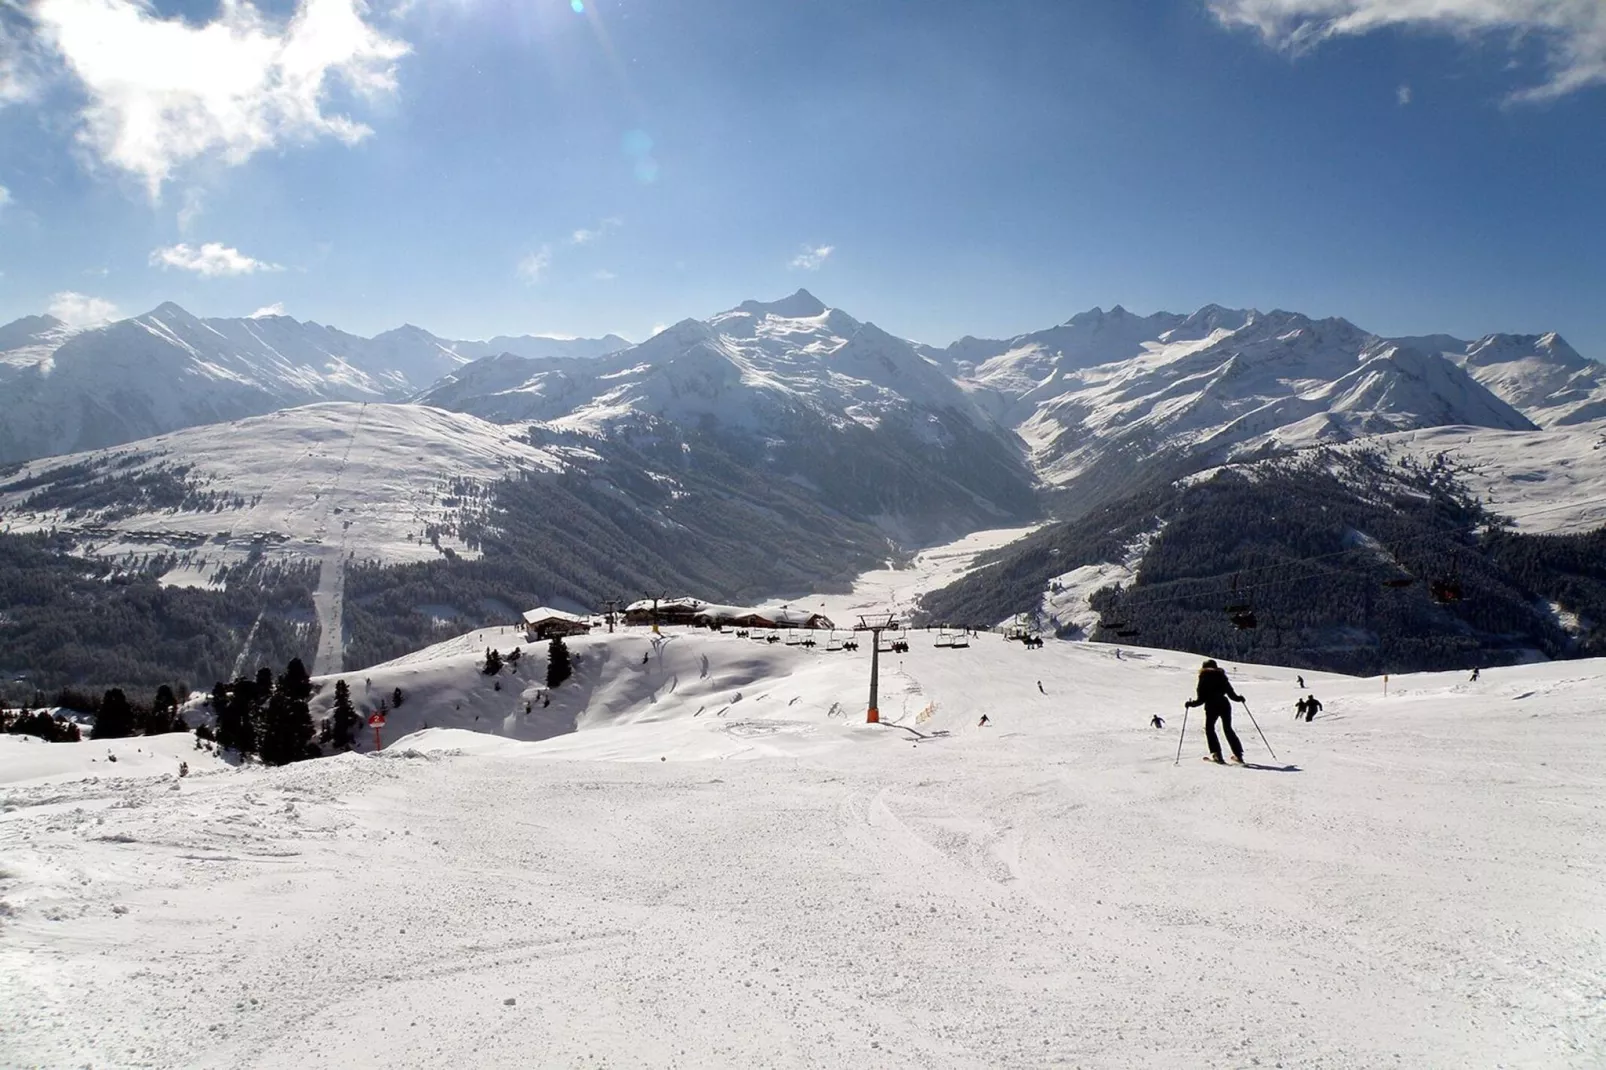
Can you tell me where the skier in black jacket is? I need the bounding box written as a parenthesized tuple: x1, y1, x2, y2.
(1186, 659, 1245, 764)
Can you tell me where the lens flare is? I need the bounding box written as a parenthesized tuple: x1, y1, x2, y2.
(570, 0, 584, 12)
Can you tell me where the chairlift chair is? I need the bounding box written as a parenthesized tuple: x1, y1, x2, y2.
(1430, 557, 1464, 604)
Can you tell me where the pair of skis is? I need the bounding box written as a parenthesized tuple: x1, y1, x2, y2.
(1172, 699, 1277, 766)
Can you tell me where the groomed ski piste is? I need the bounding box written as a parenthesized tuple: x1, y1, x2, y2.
(3, 579, 1604, 1065)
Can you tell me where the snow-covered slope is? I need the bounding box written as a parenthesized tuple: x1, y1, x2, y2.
(3, 622, 1601, 1068)
(1368, 424, 1606, 534)
(1455, 332, 1606, 427)
(0, 308, 629, 464)
(0, 402, 570, 573)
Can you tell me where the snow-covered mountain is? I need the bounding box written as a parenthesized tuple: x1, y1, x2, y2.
(1455, 333, 1606, 427)
(966, 306, 1539, 506)
(421, 289, 1041, 542)
(0, 306, 630, 464)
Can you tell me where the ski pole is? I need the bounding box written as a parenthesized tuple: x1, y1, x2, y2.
(1239, 699, 1277, 763)
(1174, 702, 1189, 765)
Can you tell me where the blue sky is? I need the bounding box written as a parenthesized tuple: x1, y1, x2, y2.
(1, 0, 1603, 354)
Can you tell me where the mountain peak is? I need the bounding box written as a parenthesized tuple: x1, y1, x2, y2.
(735, 288, 828, 320)
(141, 301, 198, 324)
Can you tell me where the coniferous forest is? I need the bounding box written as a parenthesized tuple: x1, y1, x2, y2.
(919, 450, 1605, 675)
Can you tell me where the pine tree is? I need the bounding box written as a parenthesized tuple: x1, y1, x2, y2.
(482, 647, 503, 675)
(250, 666, 274, 746)
(258, 662, 316, 766)
(216, 677, 257, 755)
(546, 636, 572, 689)
(148, 684, 179, 734)
(330, 679, 359, 750)
(91, 688, 134, 739)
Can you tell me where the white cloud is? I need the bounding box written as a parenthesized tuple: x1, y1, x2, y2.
(29, 0, 410, 198)
(569, 216, 622, 245)
(1397, 83, 1413, 105)
(790, 244, 835, 271)
(48, 290, 119, 327)
(150, 241, 282, 276)
(591, 268, 617, 281)
(1209, 0, 1606, 102)
(177, 188, 205, 233)
(649, 323, 669, 336)
(0, 184, 10, 214)
(250, 302, 286, 317)
(0, 17, 46, 106)
(517, 245, 552, 284)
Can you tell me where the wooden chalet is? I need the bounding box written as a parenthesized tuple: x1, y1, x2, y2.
(522, 607, 594, 642)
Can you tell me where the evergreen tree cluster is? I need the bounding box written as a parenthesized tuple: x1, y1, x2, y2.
(2, 681, 189, 742)
(0, 531, 313, 705)
(209, 657, 321, 765)
(1, 708, 82, 742)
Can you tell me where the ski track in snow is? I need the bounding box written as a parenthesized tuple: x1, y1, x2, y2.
(3, 629, 1604, 1068)
(309, 402, 366, 676)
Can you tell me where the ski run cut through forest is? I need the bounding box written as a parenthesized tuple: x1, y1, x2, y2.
(2, 524, 1604, 1069)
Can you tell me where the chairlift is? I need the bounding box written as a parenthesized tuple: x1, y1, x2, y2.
(1430, 557, 1464, 604)
(784, 629, 803, 647)
(1225, 572, 1256, 628)
(826, 629, 844, 652)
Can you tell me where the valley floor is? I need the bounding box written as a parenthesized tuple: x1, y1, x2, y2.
(2, 633, 1603, 1068)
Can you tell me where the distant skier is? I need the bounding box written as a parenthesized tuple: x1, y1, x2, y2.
(1036, 680, 1045, 694)
(1186, 659, 1246, 765)
(978, 714, 991, 727)
(1150, 713, 1164, 729)
(642, 651, 650, 665)
(1296, 674, 1305, 689)
(1114, 648, 1124, 660)
(1295, 697, 1308, 721)
(1470, 667, 1481, 682)
(1303, 694, 1323, 722)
